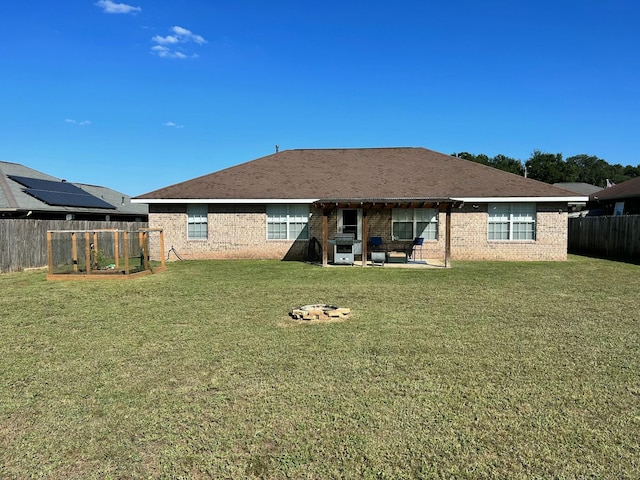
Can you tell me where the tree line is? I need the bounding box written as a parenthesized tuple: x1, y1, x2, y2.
(451, 151, 640, 188)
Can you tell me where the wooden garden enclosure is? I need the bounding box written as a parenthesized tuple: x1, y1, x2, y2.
(46, 228, 165, 280)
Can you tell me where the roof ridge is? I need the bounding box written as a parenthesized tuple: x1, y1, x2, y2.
(288, 146, 420, 152)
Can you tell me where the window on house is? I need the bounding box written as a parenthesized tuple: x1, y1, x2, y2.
(267, 204, 309, 240)
(392, 208, 438, 241)
(488, 203, 536, 240)
(187, 204, 208, 240)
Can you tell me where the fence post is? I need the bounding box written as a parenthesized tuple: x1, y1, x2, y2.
(114, 230, 120, 269)
(47, 231, 53, 275)
(142, 231, 150, 271)
(71, 232, 78, 272)
(123, 231, 129, 274)
(85, 232, 91, 274)
(159, 229, 166, 269)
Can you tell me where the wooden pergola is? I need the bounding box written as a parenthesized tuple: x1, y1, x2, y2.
(312, 198, 462, 268)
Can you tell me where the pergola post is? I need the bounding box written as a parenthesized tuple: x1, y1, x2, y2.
(361, 212, 368, 267)
(445, 204, 452, 268)
(322, 211, 328, 267)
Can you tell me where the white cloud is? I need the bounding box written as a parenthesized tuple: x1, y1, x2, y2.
(65, 118, 91, 126)
(95, 0, 141, 14)
(163, 121, 184, 129)
(171, 26, 206, 44)
(152, 35, 180, 45)
(151, 45, 189, 59)
(151, 25, 206, 59)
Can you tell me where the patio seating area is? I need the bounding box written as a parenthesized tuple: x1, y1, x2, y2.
(322, 256, 445, 268)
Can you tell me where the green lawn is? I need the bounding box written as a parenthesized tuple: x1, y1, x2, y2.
(1, 257, 638, 479)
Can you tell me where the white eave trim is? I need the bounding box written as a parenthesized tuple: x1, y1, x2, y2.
(134, 196, 590, 205)
(451, 196, 589, 203)
(132, 198, 319, 204)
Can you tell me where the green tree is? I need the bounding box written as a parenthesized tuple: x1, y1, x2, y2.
(452, 152, 523, 175)
(451, 152, 489, 165)
(490, 154, 524, 175)
(623, 165, 640, 178)
(566, 154, 610, 187)
(525, 151, 569, 184)
(455, 149, 638, 185)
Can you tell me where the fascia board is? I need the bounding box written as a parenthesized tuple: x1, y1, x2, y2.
(451, 196, 589, 203)
(132, 198, 319, 204)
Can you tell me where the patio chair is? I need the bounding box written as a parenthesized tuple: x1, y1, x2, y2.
(410, 237, 424, 261)
(369, 236, 385, 266)
(369, 236, 383, 251)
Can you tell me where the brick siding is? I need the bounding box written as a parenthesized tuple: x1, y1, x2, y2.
(449, 203, 568, 261)
(149, 202, 568, 262)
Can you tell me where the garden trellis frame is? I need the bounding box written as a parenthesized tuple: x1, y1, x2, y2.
(46, 228, 166, 280)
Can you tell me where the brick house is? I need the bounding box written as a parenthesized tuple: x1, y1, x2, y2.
(588, 176, 640, 215)
(133, 148, 587, 264)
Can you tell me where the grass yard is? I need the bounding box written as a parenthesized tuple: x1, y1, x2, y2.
(1, 256, 639, 479)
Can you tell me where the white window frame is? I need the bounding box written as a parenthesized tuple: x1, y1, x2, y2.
(488, 203, 536, 241)
(187, 204, 208, 240)
(391, 208, 438, 241)
(267, 204, 309, 240)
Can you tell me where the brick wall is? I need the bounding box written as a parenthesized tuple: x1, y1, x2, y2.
(149, 204, 307, 260)
(149, 202, 568, 262)
(449, 203, 568, 261)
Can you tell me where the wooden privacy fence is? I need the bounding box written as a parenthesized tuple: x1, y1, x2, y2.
(568, 215, 640, 260)
(0, 219, 148, 273)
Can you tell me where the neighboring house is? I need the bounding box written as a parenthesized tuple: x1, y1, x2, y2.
(588, 176, 640, 216)
(0, 160, 148, 221)
(133, 147, 587, 264)
(1, 160, 149, 273)
(553, 182, 602, 216)
(553, 182, 603, 196)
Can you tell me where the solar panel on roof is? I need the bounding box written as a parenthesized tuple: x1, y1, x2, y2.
(9, 175, 83, 193)
(8, 175, 116, 209)
(24, 189, 116, 209)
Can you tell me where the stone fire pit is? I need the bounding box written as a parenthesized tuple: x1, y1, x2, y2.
(290, 304, 351, 321)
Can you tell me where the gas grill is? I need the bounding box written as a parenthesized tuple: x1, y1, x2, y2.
(332, 233, 356, 265)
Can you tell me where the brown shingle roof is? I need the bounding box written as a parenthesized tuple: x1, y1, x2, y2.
(135, 147, 582, 201)
(590, 176, 640, 201)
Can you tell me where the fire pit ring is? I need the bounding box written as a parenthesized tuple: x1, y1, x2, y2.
(290, 304, 351, 321)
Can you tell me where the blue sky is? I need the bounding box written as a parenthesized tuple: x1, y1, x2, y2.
(1, 0, 639, 195)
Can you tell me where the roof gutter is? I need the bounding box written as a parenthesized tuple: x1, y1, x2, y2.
(451, 196, 589, 203)
(132, 198, 319, 204)
(134, 196, 590, 204)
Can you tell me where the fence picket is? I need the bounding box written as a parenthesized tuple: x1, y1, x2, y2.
(568, 216, 640, 260)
